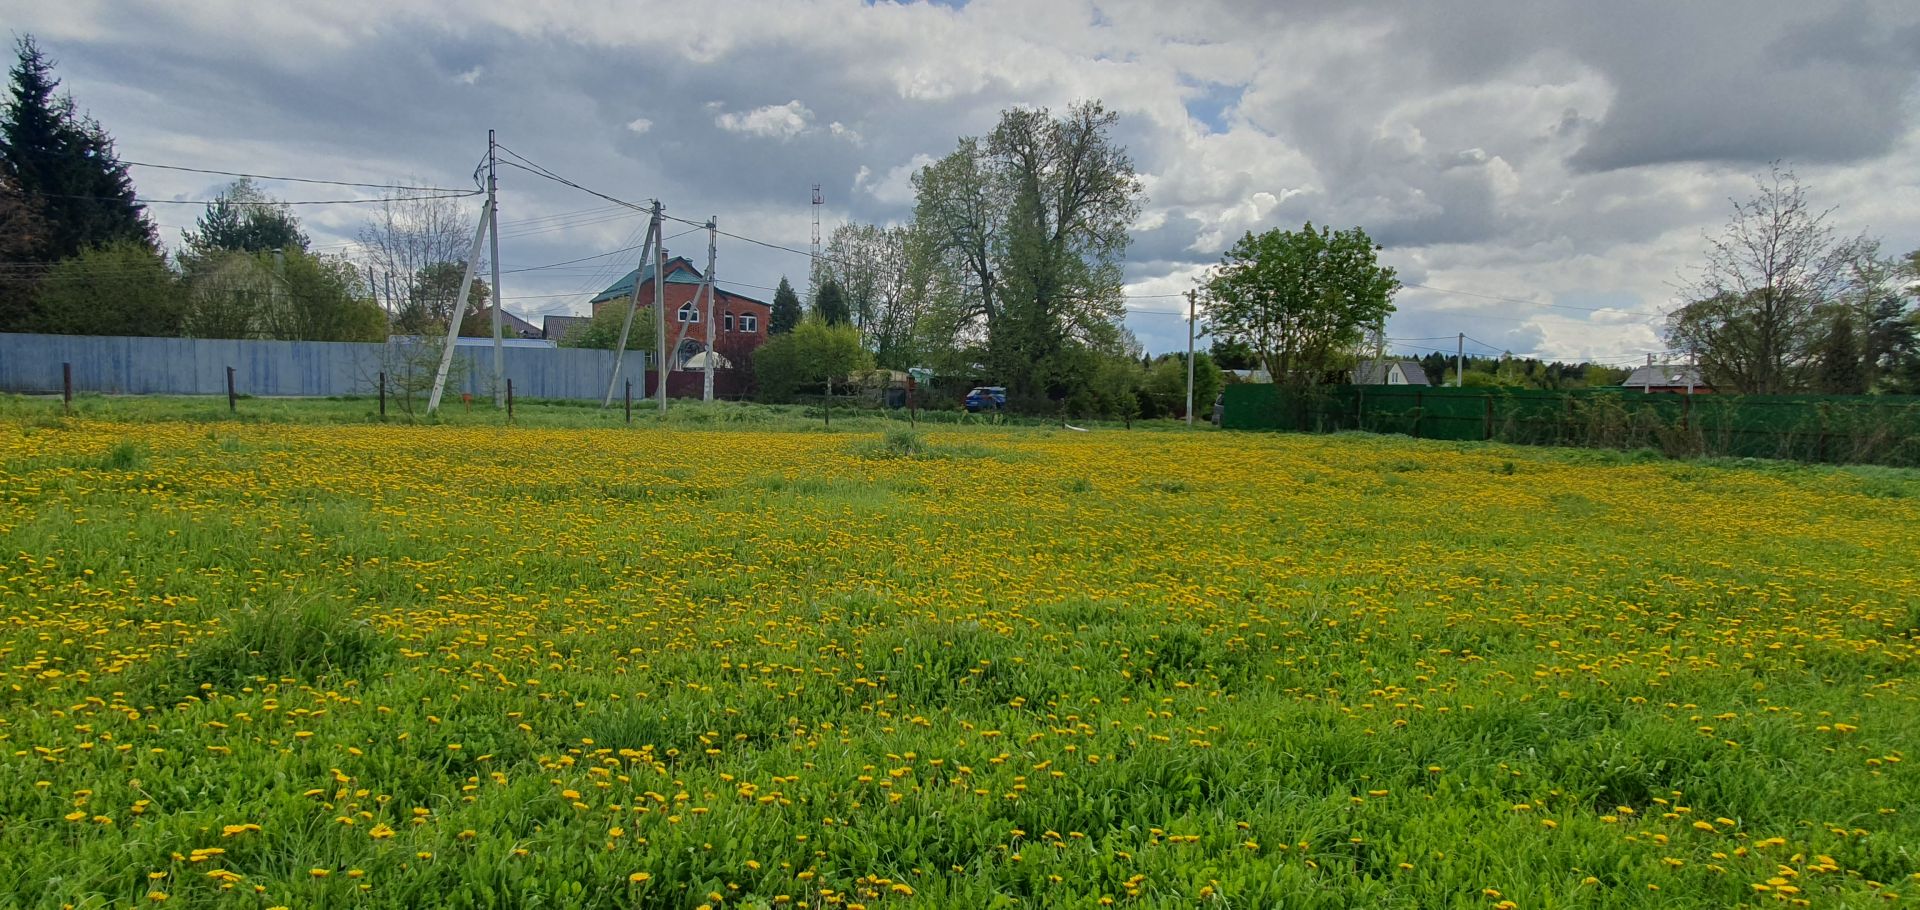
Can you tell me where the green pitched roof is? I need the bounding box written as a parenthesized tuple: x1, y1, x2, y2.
(589, 257, 707, 305)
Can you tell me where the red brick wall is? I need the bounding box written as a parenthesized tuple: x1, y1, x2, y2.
(591, 274, 768, 358)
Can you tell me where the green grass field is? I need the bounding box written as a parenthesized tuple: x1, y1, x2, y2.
(1, 398, 1916, 908)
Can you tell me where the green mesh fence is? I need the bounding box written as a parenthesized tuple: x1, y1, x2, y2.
(1220, 384, 1920, 467)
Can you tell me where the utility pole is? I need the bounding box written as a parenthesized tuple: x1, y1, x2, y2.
(1455, 332, 1464, 387)
(602, 210, 659, 407)
(488, 129, 505, 409)
(1184, 289, 1196, 427)
(654, 202, 668, 413)
(702, 217, 717, 402)
(426, 198, 492, 414)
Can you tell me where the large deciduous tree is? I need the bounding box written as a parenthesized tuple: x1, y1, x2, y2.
(812, 222, 932, 368)
(358, 184, 477, 317)
(912, 101, 1142, 404)
(1666, 165, 1857, 394)
(1201, 223, 1399, 387)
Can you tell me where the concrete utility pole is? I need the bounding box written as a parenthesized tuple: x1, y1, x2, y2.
(602, 212, 658, 407)
(489, 129, 505, 409)
(654, 201, 668, 413)
(702, 217, 717, 402)
(1455, 332, 1464, 387)
(426, 199, 493, 414)
(1184, 289, 1196, 427)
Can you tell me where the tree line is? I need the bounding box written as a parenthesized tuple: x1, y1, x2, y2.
(1668, 165, 1919, 395)
(0, 37, 490, 344)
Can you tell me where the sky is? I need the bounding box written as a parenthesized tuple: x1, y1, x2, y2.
(7, 0, 1919, 364)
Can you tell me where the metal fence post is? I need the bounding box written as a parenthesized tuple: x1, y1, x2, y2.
(624, 380, 632, 423)
(506, 379, 514, 423)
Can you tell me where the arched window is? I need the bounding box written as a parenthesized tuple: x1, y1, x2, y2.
(676, 302, 699, 323)
(724, 312, 735, 332)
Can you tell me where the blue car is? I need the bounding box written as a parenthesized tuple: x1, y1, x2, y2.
(964, 386, 1007, 412)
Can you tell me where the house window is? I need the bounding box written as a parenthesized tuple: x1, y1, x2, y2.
(724, 312, 735, 332)
(740, 314, 758, 333)
(677, 302, 699, 323)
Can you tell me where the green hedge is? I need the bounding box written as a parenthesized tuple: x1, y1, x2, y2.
(1221, 384, 1920, 466)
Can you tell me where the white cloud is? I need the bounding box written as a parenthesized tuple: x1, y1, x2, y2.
(14, 0, 1920, 359)
(855, 154, 934, 206)
(828, 121, 863, 144)
(715, 100, 814, 140)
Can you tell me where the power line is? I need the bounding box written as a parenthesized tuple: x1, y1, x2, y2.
(1405, 282, 1667, 318)
(126, 160, 472, 194)
(39, 190, 481, 206)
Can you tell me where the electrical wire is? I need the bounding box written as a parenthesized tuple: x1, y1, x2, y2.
(125, 160, 472, 194)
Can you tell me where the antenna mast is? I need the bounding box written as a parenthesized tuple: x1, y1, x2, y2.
(810, 183, 823, 295)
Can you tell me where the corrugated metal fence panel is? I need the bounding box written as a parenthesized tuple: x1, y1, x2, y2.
(0, 332, 654, 401)
(1219, 382, 1920, 467)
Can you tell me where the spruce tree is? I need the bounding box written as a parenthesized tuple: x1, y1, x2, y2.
(0, 36, 152, 266)
(769, 276, 801, 335)
(1816, 312, 1865, 395)
(813, 278, 850, 326)
(181, 178, 308, 265)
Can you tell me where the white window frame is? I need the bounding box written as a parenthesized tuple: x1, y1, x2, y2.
(677, 302, 699, 323)
(740, 314, 758, 333)
(724, 312, 735, 332)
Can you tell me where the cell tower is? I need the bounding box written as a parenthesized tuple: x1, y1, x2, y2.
(810, 183, 823, 293)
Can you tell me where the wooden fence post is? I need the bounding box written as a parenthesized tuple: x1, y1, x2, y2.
(506, 379, 514, 423)
(1817, 402, 1829, 463)
(226, 366, 236, 413)
(624, 380, 632, 424)
(62, 362, 72, 415)
(378, 371, 386, 420)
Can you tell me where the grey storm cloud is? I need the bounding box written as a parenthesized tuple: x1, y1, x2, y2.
(4, 0, 1917, 357)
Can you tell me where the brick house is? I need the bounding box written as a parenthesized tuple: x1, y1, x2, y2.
(589, 256, 770, 371)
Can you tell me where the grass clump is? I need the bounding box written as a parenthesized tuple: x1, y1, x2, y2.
(98, 439, 145, 470)
(138, 598, 389, 704)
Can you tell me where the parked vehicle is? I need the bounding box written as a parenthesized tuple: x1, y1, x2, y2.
(964, 386, 1007, 412)
(1211, 392, 1224, 426)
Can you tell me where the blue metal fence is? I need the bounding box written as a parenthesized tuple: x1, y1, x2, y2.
(0, 333, 653, 401)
